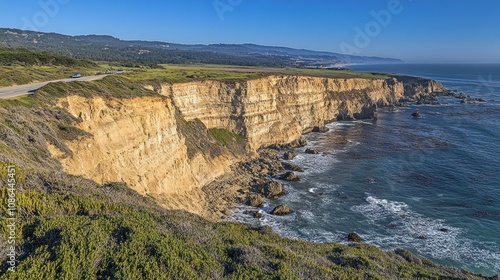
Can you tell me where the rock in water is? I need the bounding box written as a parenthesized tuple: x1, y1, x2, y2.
(245, 193, 264, 208)
(296, 137, 308, 147)
(305, 148, 319, 154)
(268, 137, 307, 150)
(288, 137, 308, 148)
(347, 232, 363, 242)
(256, 181, 285, 199)
(270, 205, 294, 216)
(281, 162, 304, 172)
(253, 211, 263, 218)
(312, 126, 329, 133)
(279, 171, 300, 181)
(411, 111, 420, 117)
(283, 151, 296, 160)
(353, 104, 378, 119)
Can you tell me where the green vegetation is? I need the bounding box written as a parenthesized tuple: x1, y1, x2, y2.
(0, 75, 157, 108)
(0, 162, 25, 184)
(178, 118, 247, 160)
(278, 67, 389, 79)
(0, 95, 41, 108)
(0, 65, 103, 87)
(37, 75, 157, 99)
(0, 46, 96, 68)
(122, 64, 388, 84)
(0, 181, 486, 279)
(0, 28, 402, 69)
(0, 31, 296, 68)
(123, 65, 268, 84)
(0, 46, 101, 87)
(0, 46, 387, 88)
(209, 128, 246, 146)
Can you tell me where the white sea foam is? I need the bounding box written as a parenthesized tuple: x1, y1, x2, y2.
(347, 140, 361, 146)
(352, 196, 410, 221)
(259, 213, 345, 243)
(289, 153, 336, 176)
(225, 206, 261, 225)
(295, 227, 343, 243)
(229, 192, 500, 273)
(326, 122, 355, 128)
(351, 195, 500, 272)
(299, 210, 315, 220)
(279, 186, 303, 203)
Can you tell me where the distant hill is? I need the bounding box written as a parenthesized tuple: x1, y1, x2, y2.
(0, 45, 96, 67)
(0, 28, 403, 67)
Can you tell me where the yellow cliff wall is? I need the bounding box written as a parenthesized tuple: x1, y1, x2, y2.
(165, 76, 442, 149)
(50, 95, 235, 215)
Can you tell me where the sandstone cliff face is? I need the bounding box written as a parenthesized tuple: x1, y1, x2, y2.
(51, 95, 235, 215)
(49, 75, 444, 215)
(163, 76, 442, 149)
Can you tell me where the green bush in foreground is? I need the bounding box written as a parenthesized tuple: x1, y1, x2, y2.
(0, 184, 487, 280)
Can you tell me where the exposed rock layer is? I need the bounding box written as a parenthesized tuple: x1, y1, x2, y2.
(163, 76, 443, 149)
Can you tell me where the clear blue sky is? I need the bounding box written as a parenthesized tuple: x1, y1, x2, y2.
(1, 0, 499, 63)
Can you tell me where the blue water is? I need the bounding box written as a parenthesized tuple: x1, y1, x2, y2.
(230, 64, 500, 276)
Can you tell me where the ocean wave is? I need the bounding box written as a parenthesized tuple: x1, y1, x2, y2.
(326, 122, 356, 128)
(289, 152, 338, 176)
(308, 187, 319, 193)
(259, 213, 345, 243)
(351, 195, 500, 273)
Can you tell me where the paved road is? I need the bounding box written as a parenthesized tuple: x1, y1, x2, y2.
(0, 74, 109, 99)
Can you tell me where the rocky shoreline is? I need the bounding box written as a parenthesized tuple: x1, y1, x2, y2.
(198, 89, 500, 280)
(202, 138, 306, 221)
(202, 127, 357, 222)
(202, 87, 486, 222)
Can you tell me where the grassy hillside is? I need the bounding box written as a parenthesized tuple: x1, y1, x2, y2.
(0, 46, 101, 87)
(0, 46, 96, 68)
(0, 46, 388, 88)
(0, 46, 386, 88)
(122, 64, 388, 84)
(0, 70, 490, 279)
(0, 184, 485, 280)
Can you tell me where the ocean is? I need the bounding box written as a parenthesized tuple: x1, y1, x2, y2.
(229, 64, 500, 276)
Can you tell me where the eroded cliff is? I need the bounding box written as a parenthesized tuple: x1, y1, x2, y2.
(49, 75, 445, 216)
(163, 76, 443, 149)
